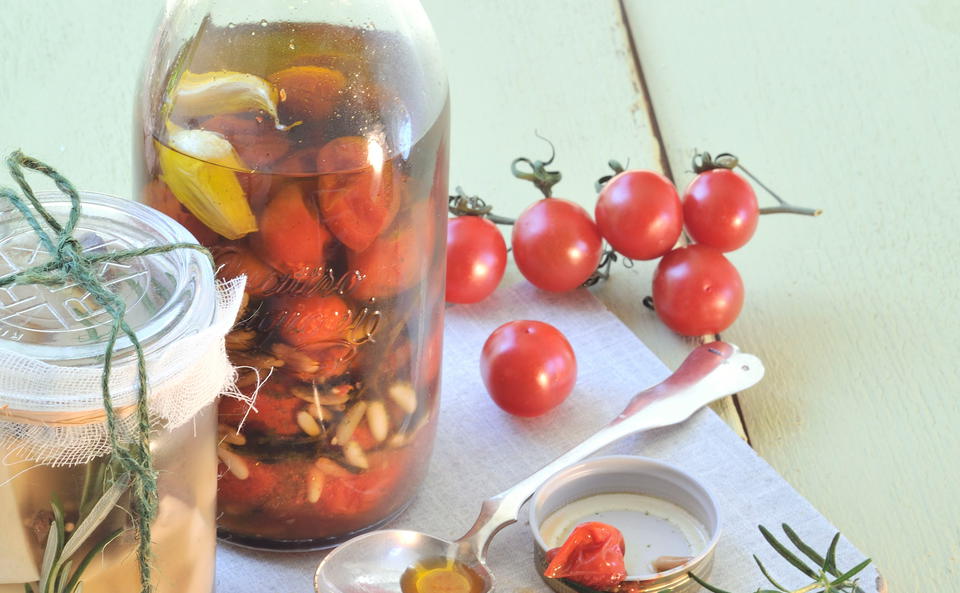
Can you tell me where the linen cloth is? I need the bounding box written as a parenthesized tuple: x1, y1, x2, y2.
(217, 282, 880, 593)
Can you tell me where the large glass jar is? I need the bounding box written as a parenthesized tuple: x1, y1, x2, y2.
(136, 0, 449, 549)
(0, 192, 222, 593)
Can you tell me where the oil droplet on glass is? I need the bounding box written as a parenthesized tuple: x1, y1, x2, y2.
(400, 557, 486, 593)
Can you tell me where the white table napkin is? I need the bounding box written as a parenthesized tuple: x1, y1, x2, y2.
(217, 282, 880, 593)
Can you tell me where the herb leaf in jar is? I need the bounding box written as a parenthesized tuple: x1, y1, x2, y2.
(26, 472, 130, 593)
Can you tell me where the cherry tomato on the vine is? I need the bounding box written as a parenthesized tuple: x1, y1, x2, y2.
(480, 320, 577, 417)
(595, 170, 682, 260)
(445, 216, 507, 304)
(682, 169, 758, 252)
(652, 244, 744, 336)
(512, 199, 603, 292)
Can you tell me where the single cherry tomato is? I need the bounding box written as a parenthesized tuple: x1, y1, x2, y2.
(595, 170, 682, 260)
(316, 136, 400, 252)
(544, 522, 627, 590)
(512, 199, 603, 292)
(274, 294, 353, 349)
(252, 183, 332, 278)
(445, 216, 507, 304)
(682, 169, 758, 252)
(652, 244, 744, 336)
(480, 320, 577, 417)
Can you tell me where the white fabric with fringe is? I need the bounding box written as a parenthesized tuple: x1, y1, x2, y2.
(0, 277, 247, 467)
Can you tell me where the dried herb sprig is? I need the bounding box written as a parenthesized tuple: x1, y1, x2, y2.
(689, 524, 871, 593)
(25, 473, 130, 593)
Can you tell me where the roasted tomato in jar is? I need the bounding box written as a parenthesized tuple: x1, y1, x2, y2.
(200, 114, 291, 170)
(268, 66, 346, 123)
(251, 182, 333, 278)
(273, 294, 354, 350)
(348, 200, 437, 301)
(316, 136, 400, 252)
(212, 245, 279, 297)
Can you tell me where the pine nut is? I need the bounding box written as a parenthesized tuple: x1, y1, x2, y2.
(217, 447, 249, 480)
(297, 410, 322, 436)
(314, 457, 351, 478)
(218, 424, 247, 446)
(271, 343, 319, 374)
(334, 401, 367, 445)
(343, 440, 369, 469)
(388, 382, 417, 414)
(652, 556, 693, 573)
(307, 467, 325, 503)
(366, 400, 389, 443)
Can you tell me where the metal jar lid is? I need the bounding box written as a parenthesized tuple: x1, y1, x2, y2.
(529, 455, 721, 593)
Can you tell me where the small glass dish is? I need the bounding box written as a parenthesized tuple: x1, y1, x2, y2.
(529, 455, 720, 593)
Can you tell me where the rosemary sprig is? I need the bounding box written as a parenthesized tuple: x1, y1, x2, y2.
(689, 524, 871, 593)
(24, 473, 130, 593)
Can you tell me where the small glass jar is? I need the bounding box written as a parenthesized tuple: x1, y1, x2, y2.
(0, 192, 220, 593)
(136, 0, 449, 549)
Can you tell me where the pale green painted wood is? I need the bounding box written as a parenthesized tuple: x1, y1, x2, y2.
(0, 1, 163, 196)
(624, 0, 960, 590)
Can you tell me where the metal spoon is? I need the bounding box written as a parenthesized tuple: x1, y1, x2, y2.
(315, 341, 763, 593)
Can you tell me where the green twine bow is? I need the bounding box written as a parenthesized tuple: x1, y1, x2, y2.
(0, 151, 213, 593)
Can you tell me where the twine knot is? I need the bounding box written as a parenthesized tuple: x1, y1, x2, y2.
(0, 151, 213, 593)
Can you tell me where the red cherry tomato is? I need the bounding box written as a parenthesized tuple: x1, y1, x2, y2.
(543, 522, 627, 590)
(445, 216, 507, 304)
(316, 136, 400, 252)
(595, 170, 682, 260)
(512, 199, 603, 292)
(480, 320, 577, 417)
(652, 244, 744, 336)
(682, 169, 758, 252)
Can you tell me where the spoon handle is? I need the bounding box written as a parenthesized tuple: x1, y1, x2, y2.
(455, 341, 763, 560)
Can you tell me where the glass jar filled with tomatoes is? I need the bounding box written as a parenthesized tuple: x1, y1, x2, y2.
(136, 0, 449, 549)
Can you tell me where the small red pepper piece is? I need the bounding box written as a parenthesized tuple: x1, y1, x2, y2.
(543, 522, 628, 591)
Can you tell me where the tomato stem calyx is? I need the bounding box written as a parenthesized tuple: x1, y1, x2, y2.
(594, 159, 627, 192)
(512, 134, 562, 198)
(583, 248, 633, 288)
(448, 187, 516, 225)
(692, 151, 823, 217)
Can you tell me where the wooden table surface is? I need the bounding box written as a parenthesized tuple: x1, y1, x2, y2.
(2, 1, 957, 591)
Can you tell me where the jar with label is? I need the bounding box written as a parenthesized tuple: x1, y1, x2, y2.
(136, 0, 449, 549)
(0, 190, 240, 593)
